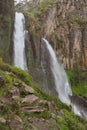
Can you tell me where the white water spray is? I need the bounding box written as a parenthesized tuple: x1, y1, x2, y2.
(42, 38, 72, 105)
(13, 12, 27, 70)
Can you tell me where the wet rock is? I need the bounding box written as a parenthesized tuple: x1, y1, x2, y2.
(22, 94, 38, 103)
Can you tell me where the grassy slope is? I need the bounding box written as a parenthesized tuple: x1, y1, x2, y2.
(67, 69, 87, 98)
(0, 62, 87, 130)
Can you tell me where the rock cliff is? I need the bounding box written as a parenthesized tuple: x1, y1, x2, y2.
(22, 0, 87, 69)
(0, 0, 14, 63)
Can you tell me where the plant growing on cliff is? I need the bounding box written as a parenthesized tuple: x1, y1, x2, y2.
(67, 15, 87, 29)
(67, 68, 87, 98)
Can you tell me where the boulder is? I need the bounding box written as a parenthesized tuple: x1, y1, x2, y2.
(9, 87, 20, 96)
(22, 95, 38, 103)
(9, 115, 23, 130)
(12, 95, 20, 100)
(37, 99, 48, 106)
(0, 97, 11, 104)
(0, 117, 6, 124)
(22, 83, 34, 94)
(47, 101, 56, 114)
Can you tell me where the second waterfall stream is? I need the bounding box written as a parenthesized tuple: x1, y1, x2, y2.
(42, 38, 87, 119)
(42, 38, 72, 105)
(13, 12, 27, 70)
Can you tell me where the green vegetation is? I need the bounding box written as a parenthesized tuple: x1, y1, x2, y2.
(27, 50, 34, 69)
(56, 109, 87, 130)
(35, 0, 54, 14)
(27, 0, 55, 15)
(24, 0, 55, 35)
(62, 110, 87, 130)
(25, 110, 52, 119)
(0, 14, 12, 62)
(0, 70, 13, 97)
(67, 15, 87, 29)
(0, 62, 87, 129)
(67, 68, 87, 98)
(0, 123, 10, 130)
(0, 0, 14, 63)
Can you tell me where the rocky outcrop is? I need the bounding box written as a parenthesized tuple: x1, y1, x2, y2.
(0, 0, 14, 63)
(22, 0, 87, 70)
(0, 63, 58, 129)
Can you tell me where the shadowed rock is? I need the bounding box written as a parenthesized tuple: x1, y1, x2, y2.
(21, 106, 46, 113)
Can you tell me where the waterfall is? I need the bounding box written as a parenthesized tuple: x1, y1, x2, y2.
(42, 38, 72, 105)
(13, 12, 27, 70)
(41, 38, 87, 119)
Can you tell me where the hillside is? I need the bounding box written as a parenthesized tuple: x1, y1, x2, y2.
(0, 62, 87, 130)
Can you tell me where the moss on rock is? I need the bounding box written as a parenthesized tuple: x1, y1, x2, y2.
(0, 0, 14, 63)
(0, 62, 87, 129)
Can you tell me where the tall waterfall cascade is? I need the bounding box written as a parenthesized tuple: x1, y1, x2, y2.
(42, 38, 87, 119)
(13, 12, 27, 70)
(42, 38, 72, 105)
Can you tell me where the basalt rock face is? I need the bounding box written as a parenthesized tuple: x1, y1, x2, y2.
(0, 0, 14, 63)
(22, 0, 87, 70)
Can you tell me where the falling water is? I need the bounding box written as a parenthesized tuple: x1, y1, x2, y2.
(13, 12, 27, 70)
(42, 38, 87, 119)
(42, 38, 72, 105)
